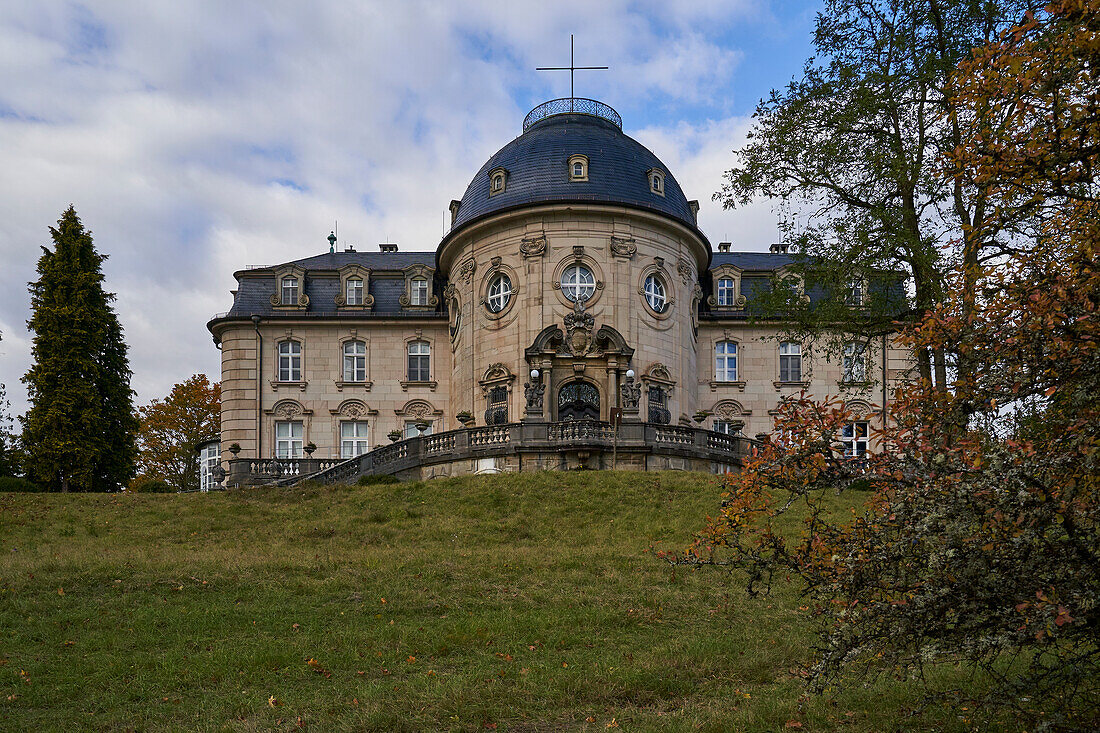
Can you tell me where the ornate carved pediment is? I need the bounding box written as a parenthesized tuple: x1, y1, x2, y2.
(395, 399, 442, 419)
(525, 310, 634, 361)
(846, 399, 875, 418)
(563, 298, 596, 356)
(457, 258, 476, 285)
(646, 363, 674, 383)
(268, 399, 311, 419)
(609, 236, 636, 259)
(482, 362, 512, 382)
(712, 399, 749, 420)
(330, 399, 377, 419)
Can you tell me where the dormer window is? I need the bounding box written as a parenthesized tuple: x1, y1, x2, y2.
(567, 154, 589, 182)
(648, 168, 665, 196)
(845, 277, 866, 307)
(708, 265, 745, 310)
(488, 167, 508, 197)
(401, 264, 437, 310)
(281, 276, 299, 305)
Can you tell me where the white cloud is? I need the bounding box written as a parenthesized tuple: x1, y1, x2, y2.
(0, 1, 779, 418)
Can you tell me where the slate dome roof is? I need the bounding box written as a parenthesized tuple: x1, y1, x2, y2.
(448, 99, 699, 237)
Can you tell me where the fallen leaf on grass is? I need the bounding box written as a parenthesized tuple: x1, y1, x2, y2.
(57, 588, 64, 596)
(785, 722, 803, 729)
(306, 658, 332, 678)
(268, 695, 282, 708)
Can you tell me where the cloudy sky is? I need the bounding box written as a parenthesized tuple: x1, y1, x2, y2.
(0, 0, 820, 417)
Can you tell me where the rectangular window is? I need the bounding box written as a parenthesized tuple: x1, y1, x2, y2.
(275, 421, 303, 459)
(346, 278, 363, 306)
(846, 278, 864, 306)
(713, 421, 738, 435)
(278, 341, 301, 382)
(404, 421, 434, 439)
(716, 278, 735, 306)
(842, 342, 867, 383)
(340, 421, 370, 458)
(715, 341, 738, 381)
(199, 444, 220, 491)
(407, 341, 430, 382)
(281, 277, 299, 305)
(411, 279, 428, 306)
(343, 341, 366, 382)
(841, 421, 869, 457)
(779, 342, 802, 382)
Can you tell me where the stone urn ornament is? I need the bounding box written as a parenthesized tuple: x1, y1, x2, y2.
(388, 429, 402, 443)
(304, 442, 316, 457)
(456, 411, 475, 427)
(228, 443, 241, 456)
(414, 419, 430, 436)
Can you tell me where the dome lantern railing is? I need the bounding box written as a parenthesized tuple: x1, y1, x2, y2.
(523, 98, 622, 132)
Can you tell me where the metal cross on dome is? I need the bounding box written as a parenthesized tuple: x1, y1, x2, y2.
(536, 35, 608, 99)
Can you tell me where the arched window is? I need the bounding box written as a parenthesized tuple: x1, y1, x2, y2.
(345, 277, 363, 306)
(560, 264, 596, 303)
(407, 340, 430, 382)
(492, 173, 503, 191)
(644, 274, 667, 313)
(573, 161, 584, 177)
(486, 273, 513, 313)
(715, 341, 738, 381)
(343, 340, 366, 382)
(277, 341, 301, 382)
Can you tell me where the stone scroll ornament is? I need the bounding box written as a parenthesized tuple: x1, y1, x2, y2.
(563, 297, 596, 356)
(524, 380, 545, 410)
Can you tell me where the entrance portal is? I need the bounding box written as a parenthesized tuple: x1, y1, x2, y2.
(557, 381, 600, 421)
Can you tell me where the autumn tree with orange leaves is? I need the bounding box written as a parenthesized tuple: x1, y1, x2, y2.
(676, 1, 1099, 728)
(135, 374, 220, 492)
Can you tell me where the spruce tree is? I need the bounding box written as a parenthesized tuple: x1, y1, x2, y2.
(21, 207, 138, 491)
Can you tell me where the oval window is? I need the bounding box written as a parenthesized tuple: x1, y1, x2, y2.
(560, 264, 596, 303)
(644, 274, 667, 313)
(486, 273, 513, 313)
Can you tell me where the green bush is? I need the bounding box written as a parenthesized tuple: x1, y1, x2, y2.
(0, 476, 41, 492)
(128, 475, 174, 493)
(357, 474, 399, 486)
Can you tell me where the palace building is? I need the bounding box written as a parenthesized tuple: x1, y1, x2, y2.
(207, 98, 910, 484)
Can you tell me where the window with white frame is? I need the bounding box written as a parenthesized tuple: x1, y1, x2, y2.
(281, 276, 299, 305)
(404, 420, 434, 438)
(779, 342, 802, 382)
(713, 421, 739, 435)
(845, 277, 864, 306)
(199, 443, 220, 492)
(842, 342, 868, 383)
(340, 421, 369, 458)
(486, 273, 513, 313)
(573, 162, 583, 177)
(410, 278, 429, 306)
(346, 277, 364, 306)
(343, 340, 366, 382)
(275, 420, 303, 459)
(715, 341, 738, 381)
(560, 264, 596, 303)
(643, 274, 668, 313)
(407, 340, 430, 382)
(840, 421, 869, 457)
(717, 277, 735, 306)
(277, 341, 301, 382)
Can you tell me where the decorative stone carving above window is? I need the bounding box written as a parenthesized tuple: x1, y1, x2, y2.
(707, 264, 747, 310)
(609, 235, 636, 259)
(457, 258, 477, 285)
(567, 154, 589, 182)
(395, 399, 443, 421)
(270, 265, 309, 310)
(640, 362, 675, 396)
(520, 235, 546, 258)
(677, 258, 693, 286)
(400, 264, 438, 310)
(329, 399, 378, 420)
(479, 363, 516, 396)
(335, 264, 374, 310)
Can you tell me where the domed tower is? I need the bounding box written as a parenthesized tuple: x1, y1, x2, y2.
(438, 98, 710, 427)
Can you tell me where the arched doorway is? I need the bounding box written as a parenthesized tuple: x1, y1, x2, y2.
(557, 381, 600, 421)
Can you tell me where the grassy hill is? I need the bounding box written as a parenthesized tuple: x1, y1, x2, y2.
(0, 472, 973, 731)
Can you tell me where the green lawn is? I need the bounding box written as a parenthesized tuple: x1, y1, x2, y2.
(0, 472, 980, 731)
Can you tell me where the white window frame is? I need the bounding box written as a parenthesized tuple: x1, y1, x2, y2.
(275, 420, 303, 459)
(779, 342, 802, 382)
(573, 161, 584, 177)
(404, 420, 434, 439)
(842, 342, 868, 383)
(840, 421, 869, 457)
(846, 278, 865, 307)
(715, 341, 738, 382)
(561, 264, 596, 303)
(644, 274, 667, 313)
(486, 273, 513, 313)
(340, 421, 370, 458)
(343, 340, 366, 382)
(407, 340, 431, 382)
(713, 420, 738, 436)
(199, 444, 220, 492)
(277, 340, 301, 382)
(346, 278, 363, 306)
(716, 278, 735, 306)
(281, 276, 299, 305)
(410, 278, 429, 306)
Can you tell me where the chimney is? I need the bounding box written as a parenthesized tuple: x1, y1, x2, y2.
(718, 242, 731, 252)
(380, 243, 398, 253)
(769, 242, 790, 254)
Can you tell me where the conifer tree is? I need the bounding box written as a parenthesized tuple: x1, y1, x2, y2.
(21, 207, 138, 491)
(0, 331, 19, 478)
